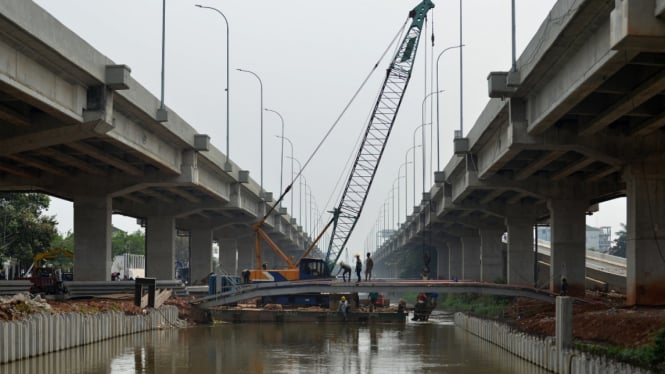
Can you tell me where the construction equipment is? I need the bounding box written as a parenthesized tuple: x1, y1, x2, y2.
(412, 292, 438, 321)
(22, 249, 73, 294)
(252, 0, 434, 281)
(248, 212, 336, 282)
(324, 0, 434, 274)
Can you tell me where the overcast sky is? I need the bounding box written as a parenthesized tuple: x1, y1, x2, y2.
(34, 0, 626, 253)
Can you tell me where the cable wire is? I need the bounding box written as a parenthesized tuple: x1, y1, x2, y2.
(288, 20, 409, 188)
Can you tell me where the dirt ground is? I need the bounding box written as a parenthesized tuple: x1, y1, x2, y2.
(507, 292, 665, 348)
(2, 292, 664, 348)
(0, 293, 201, 325)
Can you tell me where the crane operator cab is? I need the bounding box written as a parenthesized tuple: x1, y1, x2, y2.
(298, 258, 327, 280)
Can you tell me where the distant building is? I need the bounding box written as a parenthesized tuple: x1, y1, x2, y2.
(586, 225, 601, 251)
(598, 226, 612, 252)
(535, 225, 612, 252)
(536, 226, 550, 242)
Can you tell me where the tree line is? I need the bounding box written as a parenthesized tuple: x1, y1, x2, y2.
(0, 192, 145, 271)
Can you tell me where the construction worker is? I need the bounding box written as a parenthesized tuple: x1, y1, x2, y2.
(369, 292, 379, 312)
(560, 276, 568, 296)
(355, 254, 362, 283)
(337, 262, 352, 282)
(338, 295, 349, 319)
(365, 253, 374, 281)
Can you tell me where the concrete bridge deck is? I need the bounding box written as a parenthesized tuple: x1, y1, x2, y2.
(0, 1, 315, 283)
(374, 0, 665, 305)
(0, 0, 663, 306)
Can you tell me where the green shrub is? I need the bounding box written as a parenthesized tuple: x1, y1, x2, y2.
(576, 326, 665, 372)
(440, 293, 513, 318)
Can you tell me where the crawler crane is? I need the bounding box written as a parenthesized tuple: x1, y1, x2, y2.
(250, 0, 435, 282)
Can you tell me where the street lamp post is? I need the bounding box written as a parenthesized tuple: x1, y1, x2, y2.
(237, 68, 264, 196)
(435, 45, 464, 170)
(287, 156, 302, 225)
(391, 178, 400, 231)
(404, 145, 421, 214)
(377, 205, 384, 247)
(304, 181, 314, 237)
(160, 0, 166, 111)
(265, 109, 284, 195)
(412, 124, 430, 206)
(422, 91, 444, 192)
(301, 177, 308, 235)
(276, 135, 294, 214)
(384, 198, 390, 240)
(195, 4, 232, 171)
(310, 199, 319, 235)
(397, 161, 410, 227)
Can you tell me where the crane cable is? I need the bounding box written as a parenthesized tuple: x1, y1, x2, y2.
(289, 19, 409, 192)
(260, 19, 409, 222)
(315, 21, 413, 246)
(313, 21, 412, 257)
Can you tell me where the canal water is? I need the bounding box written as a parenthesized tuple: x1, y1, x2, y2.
(1, 312, 549, 373)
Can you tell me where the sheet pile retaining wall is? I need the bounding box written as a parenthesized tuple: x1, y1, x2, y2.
(0, 306, 180, 364)
(454, 313, 653, 374)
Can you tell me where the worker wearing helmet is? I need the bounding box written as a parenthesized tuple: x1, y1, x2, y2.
(338, 295, 349, 319)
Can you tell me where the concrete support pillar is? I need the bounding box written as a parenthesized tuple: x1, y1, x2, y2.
(555, 296, 573, 351)
(461, 234, 481, 280)
(447, 238, 462, 280)
(261, 248, 282, 269)
(217, 239, 238, 276)
(145, 216, 175, 280)
(389, 260, 399, 278)
(624, 164, 665, 305)
(73, 195, 112, 281)
(236, 241, 256, 272)
(548, 199, 587, 297)
(189, 228, 212, 285)
(436, 243, 449, 280)
(479, 229, 505, 283)
(505, 216, 535, 286)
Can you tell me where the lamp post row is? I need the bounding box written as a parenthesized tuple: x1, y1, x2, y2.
(195, 5, 462, 258)
(196, 5, 310, 242)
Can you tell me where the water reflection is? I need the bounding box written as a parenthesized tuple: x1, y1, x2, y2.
(1, 313, 549, 374)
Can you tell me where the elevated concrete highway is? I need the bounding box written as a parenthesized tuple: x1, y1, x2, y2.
(1, 0, 663, 307)
(0, 1, 315, 283)
(375, 0, 665, 306)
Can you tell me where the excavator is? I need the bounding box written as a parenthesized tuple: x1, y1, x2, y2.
(249, 0, 435, 283)
(21, 248, 74, 294)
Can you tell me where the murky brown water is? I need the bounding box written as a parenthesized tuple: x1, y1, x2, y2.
(1, 312, 549, 373)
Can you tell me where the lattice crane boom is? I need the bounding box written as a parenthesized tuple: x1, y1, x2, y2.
(324, 0, 435, 274)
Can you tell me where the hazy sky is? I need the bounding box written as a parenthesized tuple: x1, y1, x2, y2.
(33, 0, 626, 252)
